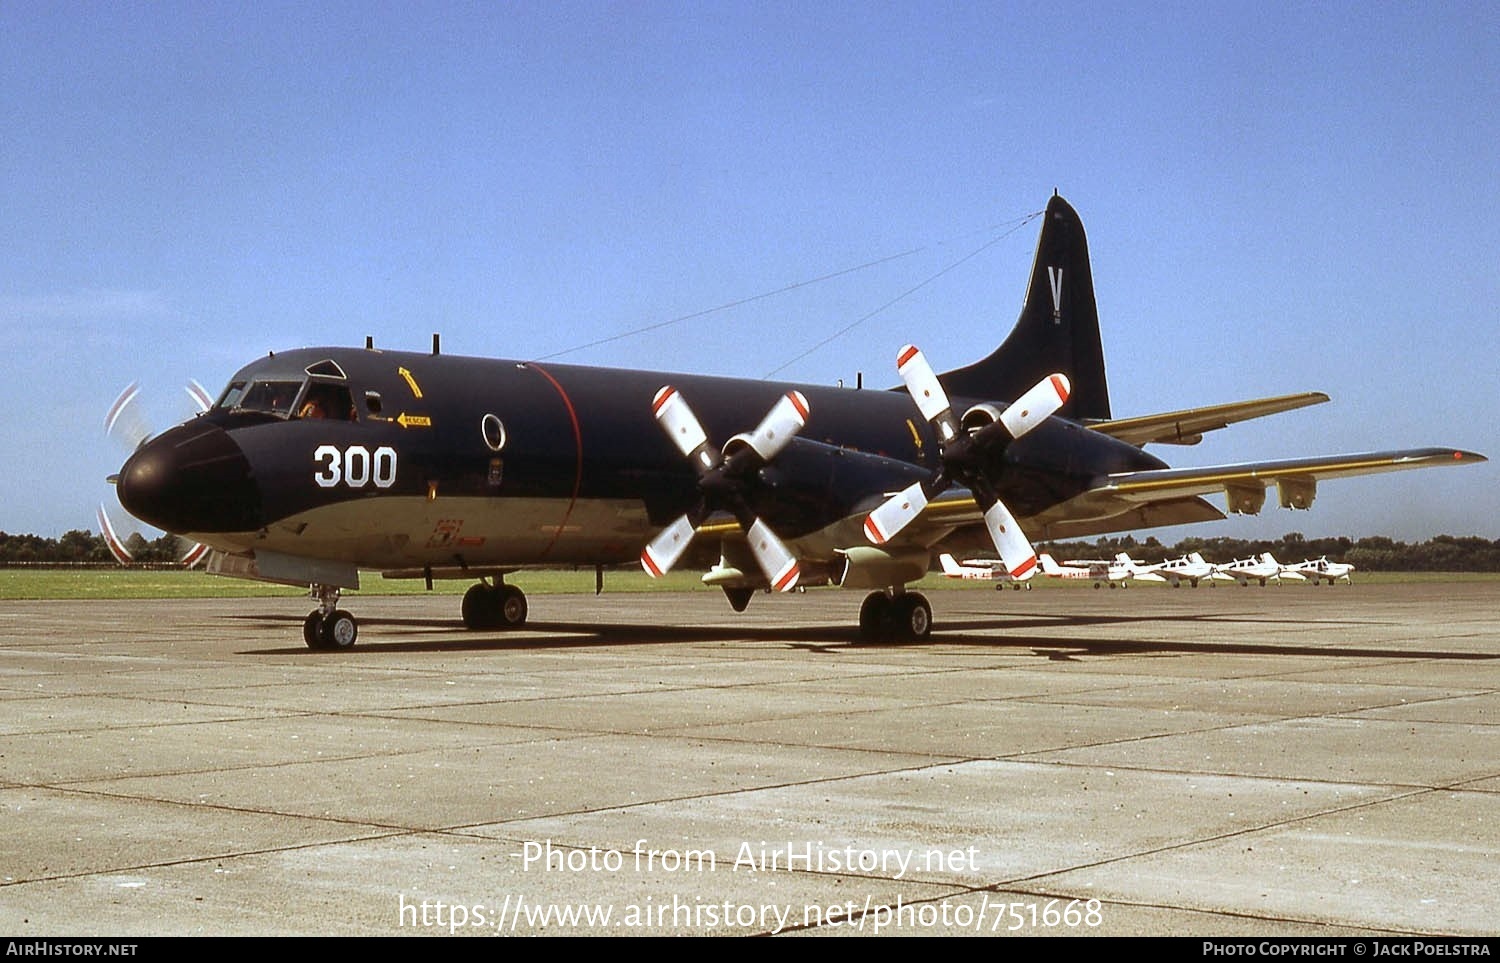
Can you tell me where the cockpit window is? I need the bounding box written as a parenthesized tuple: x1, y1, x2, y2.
(214, 377, 357, 421)
(216, 381, 247, 409)
(305, 359, 347, 379)
(217, 380, 304, 416)
(296, 381, 357, 421)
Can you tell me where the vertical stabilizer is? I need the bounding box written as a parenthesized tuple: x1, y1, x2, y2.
(938, 194, 1110, 421)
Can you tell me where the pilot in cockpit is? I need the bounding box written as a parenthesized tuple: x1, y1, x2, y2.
(297, 383, 356, 421)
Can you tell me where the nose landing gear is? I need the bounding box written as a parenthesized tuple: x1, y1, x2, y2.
(304, 585, 358, 650)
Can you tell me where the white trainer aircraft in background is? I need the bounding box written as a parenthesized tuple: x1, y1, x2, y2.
(1288, 556, 1355, 585)
(1211, 553, 1305, 586)
(1134, 552, 1216, 588)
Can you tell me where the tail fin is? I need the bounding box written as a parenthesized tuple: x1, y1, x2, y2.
(938, 193, 1110, 421)
(1038, 553, 1061, 575)
(938, 553, 963, 576)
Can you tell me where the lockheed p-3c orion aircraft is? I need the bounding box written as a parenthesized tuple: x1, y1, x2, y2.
(108, 195, 1484, 649)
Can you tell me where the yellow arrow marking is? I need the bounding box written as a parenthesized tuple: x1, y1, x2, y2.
(398, 367, 423, 399)
(397, 413, 432, 429)
(906, 418, 923, 451)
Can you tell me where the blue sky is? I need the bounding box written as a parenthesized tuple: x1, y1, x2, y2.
(2, 1, 1495, 540)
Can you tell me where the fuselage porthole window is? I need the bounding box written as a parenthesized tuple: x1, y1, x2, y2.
(482, 414, 506, 452)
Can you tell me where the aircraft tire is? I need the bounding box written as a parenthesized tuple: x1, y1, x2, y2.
(462, 584, 528, 629)
(897, 593, 932, 640)
(858, 592, 892, 642)
(319, 610, 358, 649)
(498, 585, 528, 627)
(303, 612, 323, 650)
(461, 584, 489, 628)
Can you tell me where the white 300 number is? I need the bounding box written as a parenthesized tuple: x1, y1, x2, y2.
(314, 445, 398, 489)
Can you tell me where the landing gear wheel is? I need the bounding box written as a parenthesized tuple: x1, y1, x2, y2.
(462, 583, 529, 629)
(320, 609, 358, 649)
(461, 583, 493, 629)
(498, 585, 528, 627)
(304, 609, 357, 650)
(895, 593, 932, 640)
(859, 592, 931, 641)
(858, 592, 892, 641)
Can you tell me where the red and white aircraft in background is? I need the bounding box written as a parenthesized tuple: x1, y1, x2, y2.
(1036, 552, 1143, 588)
(938, 553, 1035, 589)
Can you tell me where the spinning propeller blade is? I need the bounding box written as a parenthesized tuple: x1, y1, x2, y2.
(100, 381, 212, 567)
(97, 504, 133, 565)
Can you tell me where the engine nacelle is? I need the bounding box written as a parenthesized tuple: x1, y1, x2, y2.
(836, 546, 930, 589)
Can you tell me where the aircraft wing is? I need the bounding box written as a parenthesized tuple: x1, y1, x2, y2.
(1085, 392, 1329, 446)
(888, 447, 1483, 547)
(1093, 447, 1486, 504)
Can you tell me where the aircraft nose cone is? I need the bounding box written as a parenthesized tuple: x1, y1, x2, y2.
(117, 420, 262, 534)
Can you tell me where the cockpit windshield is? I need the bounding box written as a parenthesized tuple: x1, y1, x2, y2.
(214, 378, 359, 421)
(216, 380, 304, 417)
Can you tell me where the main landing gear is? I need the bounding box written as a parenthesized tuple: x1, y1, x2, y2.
(461, 578, 529, 630)
(858, 590, 932, 642)
(300, 578, 530, 649)
(304, 584, 357, 651)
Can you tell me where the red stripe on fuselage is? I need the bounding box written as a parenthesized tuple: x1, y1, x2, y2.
(524, 363, 585, 561)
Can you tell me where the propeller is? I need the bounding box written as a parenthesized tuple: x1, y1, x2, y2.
(640, 386, 809, 591)
(100, 380, 213, 567)
(864, 344, 1069, 579)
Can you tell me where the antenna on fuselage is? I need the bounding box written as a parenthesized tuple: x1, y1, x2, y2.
(432, 333, 441, 355)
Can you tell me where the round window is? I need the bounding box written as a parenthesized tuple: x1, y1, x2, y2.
(482, 414, 506, 452)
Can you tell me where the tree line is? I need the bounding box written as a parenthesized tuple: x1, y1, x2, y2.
(3, 529, 1500, 571)
(0, 530, 185, 565)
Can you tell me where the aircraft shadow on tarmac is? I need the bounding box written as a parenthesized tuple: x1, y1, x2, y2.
(227, 611, 1498, 661)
